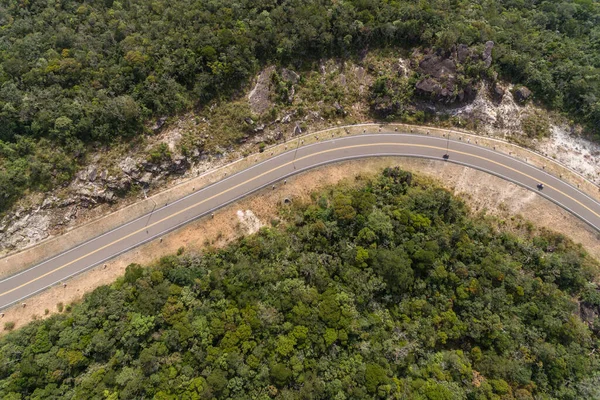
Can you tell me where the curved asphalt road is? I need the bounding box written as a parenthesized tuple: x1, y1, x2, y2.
(1, 132, 600, 310)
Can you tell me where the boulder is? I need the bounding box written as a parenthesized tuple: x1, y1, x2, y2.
(418, 51, 457, 80)
(77, 170, 87, 181)
(281, 68, 300, 84)
(106, 176, 131, 194)
(152, 117, 167, 132)
(76, 186, 95, 198)
(100, 191, 116, 203)
(87, 166, 98, 182)
(415, 50, 476, 103)
(482, 41, 494, 68)
(170, 155, 189, 174)
(76, 185, 118, 207)
(41, 196, 57, 209)
(120, 157, 140, 176)
(60, 197, 77, 207)
(139, 172, 153, 185)
(514, 86, 533, 103)
(416, 78, 442, 95)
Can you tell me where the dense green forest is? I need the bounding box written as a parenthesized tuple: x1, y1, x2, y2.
(0, 0, 599, 213)
(1, 168, 599, 399)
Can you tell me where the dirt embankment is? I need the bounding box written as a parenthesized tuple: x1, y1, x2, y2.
(1, 157, 598, 333)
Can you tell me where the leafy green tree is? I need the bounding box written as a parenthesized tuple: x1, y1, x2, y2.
(0, 169, 599, 399)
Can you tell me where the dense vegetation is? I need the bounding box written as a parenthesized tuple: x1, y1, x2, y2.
(1, 0, 599, 213)
(1, 168, 599, 399)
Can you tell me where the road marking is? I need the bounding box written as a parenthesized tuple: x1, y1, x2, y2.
(1, 141, 598, 299)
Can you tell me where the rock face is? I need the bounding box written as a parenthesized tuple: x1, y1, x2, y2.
(415, 48, 475, 103)
(0, 142, 206, 254)
(0, 212, 51, 251)
(248, 66, 275, 115)
(414, 43, 494, 104)
(449, 81, 550, 143)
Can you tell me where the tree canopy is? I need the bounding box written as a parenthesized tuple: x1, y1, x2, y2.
(1, 0, 599, 213)
(1, 168, 599, 399)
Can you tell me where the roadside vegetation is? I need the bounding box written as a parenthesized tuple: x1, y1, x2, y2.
(1, 168, 599, 399)
(1, 0, 599, 214)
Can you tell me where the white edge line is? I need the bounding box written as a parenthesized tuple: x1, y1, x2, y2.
(3, 122, 598, 266)
(1, 151, 599, 310)
(1, 133, 598, 284)
(0, 138, 329, 283)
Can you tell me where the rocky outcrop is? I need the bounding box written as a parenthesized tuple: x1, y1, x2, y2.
(482, 41, 494, 68)
(579, 299, 600, 333)
(281, 68, 300, 84)
(514, 86, 533, 104)
(414, 43, 494, 104)
(414, 49, 472, 103)
(0, 146, 204, 254)
(248, 66, 275, 115)
(77, 165, 98, 182)
(492, 83, 506, 103)
(120, 157, 140, 178)
(152, 117, 167, 132)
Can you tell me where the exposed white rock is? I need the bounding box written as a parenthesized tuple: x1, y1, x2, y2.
(0, 212, 50, 252)
(236, 210, 263, 235)
(539, 125, 600, 183)
(248, 66, 275, 115)
(451, 82, 523, 136)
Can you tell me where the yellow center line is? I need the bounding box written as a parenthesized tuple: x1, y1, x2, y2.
(1, 141, 598, 298)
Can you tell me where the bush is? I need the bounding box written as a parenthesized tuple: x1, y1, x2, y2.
(147, 143, 172, 163)
(0, 169, 597, 398)
(521, 112, 550, 138)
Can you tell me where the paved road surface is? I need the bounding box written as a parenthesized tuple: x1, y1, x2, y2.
(1, 133, 600, 310)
